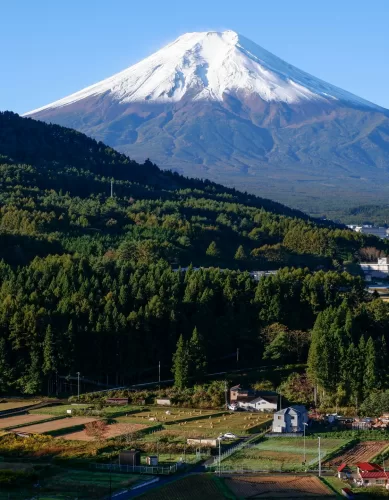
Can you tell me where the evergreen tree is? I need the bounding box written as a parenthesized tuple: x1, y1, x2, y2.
(0, 338, 13, 392)
(43, 325, 56, 375)
(172, 335, 190, 389)
(365, 337, 378, 395)
(206, 241, 220, 258)
(189, 327, 207, 382)
(234, 245, 246, 260)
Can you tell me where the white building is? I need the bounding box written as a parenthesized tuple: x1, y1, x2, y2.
(348, 225, 389, 239)
(360, 257, 389, 279)
(272, 405, 308, 433)
(238, 396, 277, 412)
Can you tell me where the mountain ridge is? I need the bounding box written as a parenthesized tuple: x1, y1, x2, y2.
(23, 31, 389, 212)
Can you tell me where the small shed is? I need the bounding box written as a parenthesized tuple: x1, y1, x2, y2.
(156, 399, 171, 406)
(146, 455, 158, 466)
(106, 398, 129, 405)
(119, 450, 141, 466)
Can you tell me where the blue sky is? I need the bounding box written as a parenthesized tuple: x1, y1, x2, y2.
(2, 0, 389, 113)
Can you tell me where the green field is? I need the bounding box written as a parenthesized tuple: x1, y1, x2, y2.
(116, 407, 222, 425)
(166, 412, 272, 437)
(0, 467, 149, 500)
(221, 437, 349, 471)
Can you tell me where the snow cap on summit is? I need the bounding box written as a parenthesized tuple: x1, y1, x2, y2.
(25, 30, 382, 115)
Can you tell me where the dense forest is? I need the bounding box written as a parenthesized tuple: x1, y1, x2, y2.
(0, 111, 389, 408)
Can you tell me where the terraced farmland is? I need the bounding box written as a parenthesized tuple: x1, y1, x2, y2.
(166, 412, 271, 437)
(324, 441, 389, 467)
(12, 417, 96, 435)
(60, 423, 148, 441)
(116, 407, 221, 425)
(0, 413, 54, 429)
(221, 437, 348, 471)
(0, 401, 39, 411)
(225, 475, 335, 498)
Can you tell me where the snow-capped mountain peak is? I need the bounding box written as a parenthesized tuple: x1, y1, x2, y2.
(25, 30, 382, 115)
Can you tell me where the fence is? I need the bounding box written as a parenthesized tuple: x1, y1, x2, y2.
(210, 429, 270, 468)
(93, 462, 179, 475)
(205, 464, 334, 474)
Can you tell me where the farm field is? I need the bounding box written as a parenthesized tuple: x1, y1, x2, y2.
(30, 404, 90, 415)
(225, 475, 335, 498)
(0, 401, 40, 411)
(166, 412, 272, 437)
(324, 441, 389, 467)
(0, 413, 55, 429)
(60, 422, 148, 441)
(0, 467, 148, 500)
(116, 407, 222, 425)
(221, 437, 349, 471)
(138, 474, 228, 499)
(12, 417, 96, 435)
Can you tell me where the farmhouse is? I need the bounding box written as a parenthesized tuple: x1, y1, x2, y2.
(272, 405, 308, 433)
(356, 462, 389, 487)
(229, 385, 278, 412)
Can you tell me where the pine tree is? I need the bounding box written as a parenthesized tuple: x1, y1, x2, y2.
(206, 241, 220, 258)
(0, 337, 13, 392)
(43, 325, 56, 375)
(189, 327, 207, 382)
(234, 245, 246, 260)
(365, 337, 377, 395)
(172, 335, 190, 389)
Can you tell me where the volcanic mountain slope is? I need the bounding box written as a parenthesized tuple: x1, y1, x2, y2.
(24, 30, 389, 212)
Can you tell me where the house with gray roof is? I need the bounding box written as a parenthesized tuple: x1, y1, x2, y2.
(272, 405, 308, 433)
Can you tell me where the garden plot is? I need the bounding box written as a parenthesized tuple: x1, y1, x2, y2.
(222, 437, 348, 471)
(0, 413, 54, 429)
(225, 475, 335, 498)
(324, 440, 389, 467)
(12, 417, 96, 435)
(167, 412, 272, 437)
(60, 422, 148, 441)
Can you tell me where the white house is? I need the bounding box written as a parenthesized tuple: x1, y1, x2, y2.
(238, 396, 277, 412)
(360, 257, 389, 279)
(272, 405, 308, 433)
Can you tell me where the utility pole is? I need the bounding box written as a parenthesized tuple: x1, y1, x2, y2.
(318, 437, 321, 477)
(303, 422, 308, 465)
(110, 179, 114, 198)
(236, 348, 239, 368)
(158, 361, 161, 390)
(218, 437, 221, 476)
(224, 380, 228, 409)
(77, 372, 80, 401)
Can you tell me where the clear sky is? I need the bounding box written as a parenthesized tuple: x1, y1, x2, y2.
(2, 0, 389, 114)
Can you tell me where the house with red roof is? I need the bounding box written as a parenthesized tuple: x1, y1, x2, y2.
(356, 463, 389, 487)
(337, 463, 352, 479)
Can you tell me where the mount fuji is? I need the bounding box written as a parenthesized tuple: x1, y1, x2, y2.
(25, 30, 389, 211)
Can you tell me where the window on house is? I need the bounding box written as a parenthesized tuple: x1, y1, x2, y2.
(278, 416, 281, 420)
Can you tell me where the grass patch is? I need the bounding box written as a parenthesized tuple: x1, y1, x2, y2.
(221, 437, 349, 471)
(166, 412, 271, 437)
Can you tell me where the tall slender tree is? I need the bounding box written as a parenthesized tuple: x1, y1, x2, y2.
(189, 327, 207, 382)
(172, 335, 190, 389)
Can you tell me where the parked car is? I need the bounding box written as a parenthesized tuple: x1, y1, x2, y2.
(223, 432, 238, 439)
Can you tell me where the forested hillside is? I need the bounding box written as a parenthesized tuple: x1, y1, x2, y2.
(1, 111, 388, 405)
